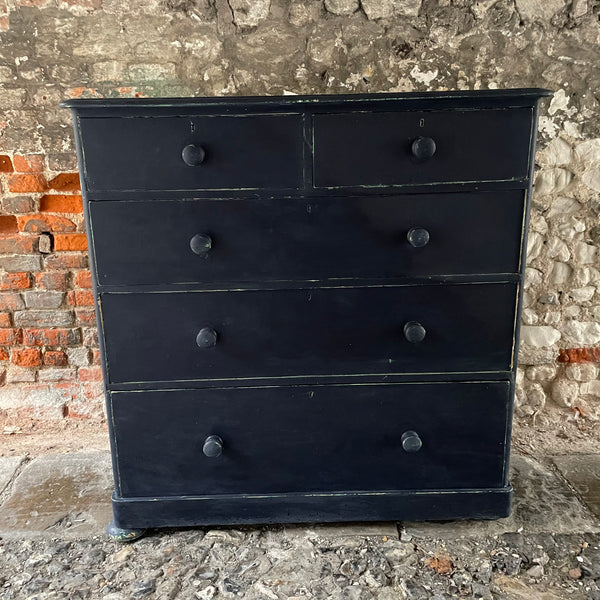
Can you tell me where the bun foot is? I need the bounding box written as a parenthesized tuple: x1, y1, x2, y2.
(107, 520, 146, 542)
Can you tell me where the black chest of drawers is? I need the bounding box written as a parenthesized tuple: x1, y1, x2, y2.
(62, 89, 551, 537)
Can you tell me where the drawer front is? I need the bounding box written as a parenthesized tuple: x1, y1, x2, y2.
(79, 114, 303, 192)
(111, 382, 510, 496)
(313, 108, 533, 187)
(101, 283, 517, 383)
(91, 191, 524, 286)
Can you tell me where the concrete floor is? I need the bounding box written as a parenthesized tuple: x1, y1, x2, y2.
(0, 451, 598, 540)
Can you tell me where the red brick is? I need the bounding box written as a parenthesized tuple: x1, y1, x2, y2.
(51, 382, 79, 399)
(12, 154, 44, 173)
(75, 308, 96, 325)
(82, 381, 104, 401)
(40, 194, 83, 213)
(0, 293, 24, 311)
(78, 366, 102, 381)
(66, 397, 105, 419)
(2, 196, 35, 214)
(8, 404, 68, 420)
(0, 235, 36, 254)
(74, 270, 92, 289)
(17, 213, 77, 233)
(43, 350, 68, 366)
(0, 348, 8, 361)
(0, 329, 21, 344)
(0, 313, 11, 327)
(67, 290, 94, 306)
(44, 254, 88, 269)
(34, 271, 67, 291)
(54, 233, 87, 251)
(6, 174, 48, 193)
(48, 173, 80, 192)
(91, 348, 101, 365)
(558, 347, 600, 363)
(0, 272, 31, 291)
(0, 155, 13, 172)
(0, 17, 8, 33)
(22, 328, 81, 346)
(0, 215, 18, 234)
(12, 347, 42, 367)
(0, 329, 21, 345)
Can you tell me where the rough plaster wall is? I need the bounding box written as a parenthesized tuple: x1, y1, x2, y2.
(0, 0, 599, 423)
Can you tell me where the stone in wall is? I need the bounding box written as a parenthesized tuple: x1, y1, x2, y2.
(524, 382, 547, 413)
(360, 0, 422, 19)
(581, 380, 600, 398)
(574, 138, 600, 192)
(526, 365, 558, 382)
(324, 0, 360, 16)
(562, 322, 600, 345)
(551, 379, 579, 408)
(288, 1, 323, 27)
(565, 363, 599, 382)
(514, 0, 566, 22)
(521, 326, 561, 348)
(229, 0, 271, 28)
(534, 168, 573, 196)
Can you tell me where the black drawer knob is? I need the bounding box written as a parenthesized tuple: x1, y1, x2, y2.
(190, 233, 212, 256)
(182, 144, 206, 166)
(411, 136, 436, 160)
(407, 227, 430, 248)
(203, 435, 223, 458)
(196, 327, 218, 348)
(401, 430, 422, 453)
(404, 321, 426, 343)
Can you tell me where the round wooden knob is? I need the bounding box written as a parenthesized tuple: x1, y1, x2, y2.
(182, 144, 206, 166)
(196, 327, 218, 348)
(407, 227, 430, 248)
(203, 435, 223, 458)
(404, 321, 426, 343)
(401, 430, 422, 453)
(411, 136, 436, 160)
(190, 233, 212, 256)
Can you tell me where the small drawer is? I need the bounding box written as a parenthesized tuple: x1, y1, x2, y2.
(101, 283, 517, 384)
(90, 191, 524, 286)
(78, 114, 303, 192)
(313, 108, 533, 188)
(111, 381, 510, 497)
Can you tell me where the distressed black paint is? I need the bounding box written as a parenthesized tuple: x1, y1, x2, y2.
(62, 89, 551, 533)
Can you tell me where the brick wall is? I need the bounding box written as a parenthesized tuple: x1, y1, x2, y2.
(0, 153, 102, 420)
(0, 0, 599, 423)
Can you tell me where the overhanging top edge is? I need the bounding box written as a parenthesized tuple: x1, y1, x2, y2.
(59, 88, 553, 109)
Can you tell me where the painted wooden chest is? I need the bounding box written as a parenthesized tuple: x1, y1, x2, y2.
(62, 89, 551, 538)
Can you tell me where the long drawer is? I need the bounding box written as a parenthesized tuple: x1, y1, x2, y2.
(313, 108, 533, 187)
(111, 382, 510, 497)
(101, 283, 517, 383)
(78, 114, 304, 192)
(91, 191, 524, 286)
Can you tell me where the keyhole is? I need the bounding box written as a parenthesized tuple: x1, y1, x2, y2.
(419, 118, 425, 128)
